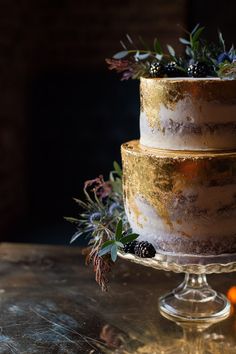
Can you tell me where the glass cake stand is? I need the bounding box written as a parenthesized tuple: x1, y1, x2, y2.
(118, 250, 236, 327)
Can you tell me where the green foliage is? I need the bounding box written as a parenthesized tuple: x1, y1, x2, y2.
(113, 161, 122, 177)
(180, 24, 205, 61)
(106, 25, 236, 80)
(98, 219, 138, 262)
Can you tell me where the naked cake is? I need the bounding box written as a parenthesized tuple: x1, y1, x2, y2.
(122, 78, 236, 255)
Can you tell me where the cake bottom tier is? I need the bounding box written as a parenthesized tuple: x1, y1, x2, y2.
(121, 140, 236, 255)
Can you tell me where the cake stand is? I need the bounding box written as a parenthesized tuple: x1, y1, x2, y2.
(118, 250, 236, 327)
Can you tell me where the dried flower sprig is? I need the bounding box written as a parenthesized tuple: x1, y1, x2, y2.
(65, 162, 138, 291)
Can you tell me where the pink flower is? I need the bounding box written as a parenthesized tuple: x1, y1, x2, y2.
(84, 175, 112, 199)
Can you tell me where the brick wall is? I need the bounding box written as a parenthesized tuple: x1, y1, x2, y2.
(0, 0, 187, 239)
(23, 0, 187, 70)
(0, 1, 28, 237)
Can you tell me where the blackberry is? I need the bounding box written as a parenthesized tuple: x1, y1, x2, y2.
(165, 61, 184, 77)
(187, 62, 211, 78)
(134, 241, 156, 258)
(149, 62, 165, 78)
(124, 241, 138, 254)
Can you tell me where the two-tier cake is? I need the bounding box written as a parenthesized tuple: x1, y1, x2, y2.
(122, 78, 236, 255)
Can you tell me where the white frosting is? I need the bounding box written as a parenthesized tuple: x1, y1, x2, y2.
(125, 184, 236, 254)
(140, 100, 236, 150)
(140, 78, 236, 150)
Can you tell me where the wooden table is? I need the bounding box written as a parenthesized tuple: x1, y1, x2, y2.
(0, 243, 236, 353)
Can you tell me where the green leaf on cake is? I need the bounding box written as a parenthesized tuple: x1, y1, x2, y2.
(113, 161, 122, 177)
(153, 38, 163, 54)
(101, 240, 116, 249)
(192, 26, 205, 44)
(115, 219, 123, 240)
(111, 244, 118, 262)
(167, 45, 176, 58)
(98, 245, 113, 257)
(120, 233, 139, 244)
(113, 51, 129, 59)
(179, 38, 190, 45)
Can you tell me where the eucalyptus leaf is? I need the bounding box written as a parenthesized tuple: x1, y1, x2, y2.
(155, 54, 163, 61)
(153, 38, 162, 54)
(98, 244, 113, 257)
(167, 44, 175, 57)
(115, 241, 124, 248)
(111, 244, 118, 262)
(113, 51, 129, 59)
(179, 38, 190, 45)
(115, 219, 123, 240)
(113, 161, 122, 177)
(191, 23, 200, 35)
(185, 46, 193, 57)
(192, 27, 204, 44)
(120, 233, 139, 244)
(134, 50, 140, 61)
(136, 52, 151, 60)
(101, 240, 115, 249)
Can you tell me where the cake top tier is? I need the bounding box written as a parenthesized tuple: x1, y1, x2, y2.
(107, 27, 236, 151)
(139, 77, 236, 151)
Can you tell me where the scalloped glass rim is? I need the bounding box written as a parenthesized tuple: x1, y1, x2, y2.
(118, 250, 236, 274)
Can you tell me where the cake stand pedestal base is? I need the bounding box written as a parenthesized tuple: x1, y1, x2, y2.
(159, 273, 230, 327)
(118, 251, 236, 326)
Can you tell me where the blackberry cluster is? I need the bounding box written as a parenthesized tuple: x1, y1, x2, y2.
(165, 61, 184, 77)
(149, 62, 165, 78)
(150, 61, 186, 78)
(134, 241, 156, 258)
(149, 60, 214, 79)
(187, 62, 211, 78)
(123, 241, 138, 254)
(124, 240, 156, 258)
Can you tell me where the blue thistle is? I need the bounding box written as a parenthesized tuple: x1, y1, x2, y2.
(217, 52, 236, 64)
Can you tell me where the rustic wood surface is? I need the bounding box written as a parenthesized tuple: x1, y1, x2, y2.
(0, 243, 235, 353)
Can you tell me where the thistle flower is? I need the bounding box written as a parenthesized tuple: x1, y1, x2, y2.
(66, 162, 138, 291)
(217, 52, 236, 64)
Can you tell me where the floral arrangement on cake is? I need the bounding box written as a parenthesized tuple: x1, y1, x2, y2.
(65, 163, 155, 291)
(106, 25, 236, 80)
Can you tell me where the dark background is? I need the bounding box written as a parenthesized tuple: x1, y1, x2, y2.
(1, 0, 235, 244)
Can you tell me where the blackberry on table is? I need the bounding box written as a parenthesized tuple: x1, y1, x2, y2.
(134, 241, 156, 258)
(124, 241, 138, 254)
(187, 62, 211, 78)
(149, 62, 165, 78)
(165, 61, 184, 77)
